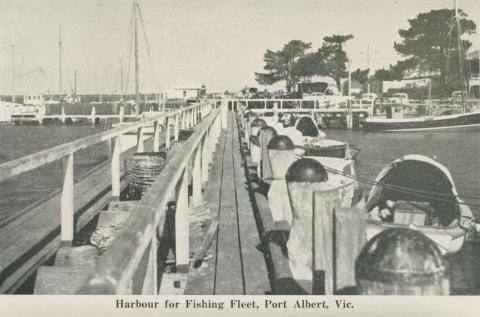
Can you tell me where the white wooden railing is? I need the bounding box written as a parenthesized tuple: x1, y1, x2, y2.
(0, 101, 218, 245)
(74, 101, 228, 294)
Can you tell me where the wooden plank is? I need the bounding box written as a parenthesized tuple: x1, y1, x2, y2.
(231, 113, 271, 295)
(0, 138, 155, 293)
(214, 112, 244, 295)
(55, 246, 98, 266)
(184, 129, 226, 295)
(192, 220, 218, 267)
(239, 124, 309, 295)
(61, 153, 74, 244)
(34, 265, 94, 295)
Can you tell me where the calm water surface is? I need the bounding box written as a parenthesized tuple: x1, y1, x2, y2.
(0, 124, 108, 225)
(326, 129, 480, 217)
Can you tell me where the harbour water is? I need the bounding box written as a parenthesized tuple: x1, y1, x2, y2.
(327, 129, 480, 218)
(0, 124, 107, 226)
(1, 124, 479, 219)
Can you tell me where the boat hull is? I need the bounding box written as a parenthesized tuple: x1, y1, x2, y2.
(363, 111, 480, 132)
(366, 220, 466, 255)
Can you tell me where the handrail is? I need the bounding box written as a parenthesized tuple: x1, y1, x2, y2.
(0, 100, 217, 248)
(77, 102, 228, 294)
(0, 102, 209, 182)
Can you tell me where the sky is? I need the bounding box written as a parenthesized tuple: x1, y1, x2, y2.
(0, 0, 479, 95)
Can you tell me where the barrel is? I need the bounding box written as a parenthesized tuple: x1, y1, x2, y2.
(124, 152, 167, 199)
(355, 228, 449, 295)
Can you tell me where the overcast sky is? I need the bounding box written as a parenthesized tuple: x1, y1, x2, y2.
(0, 0, 479, 95)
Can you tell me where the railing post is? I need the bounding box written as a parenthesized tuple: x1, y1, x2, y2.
(91, 106, 96, 124)
(221, 103, 227, 130)
(141, 235, 158, 294)
(111, 135, 121, 198)
(61, 153, 74, 245)
(165, 117, 171, 150)
(175, 168, 189, 271)
(119, 105, 125, 123)
(192, 146, 202, 207)
(174, 113, 179, 142)
(61, 105, 66, 124)
(201, 133, 210, 184)
(153, 120, 160, 152)
(137, 126, 145, 153)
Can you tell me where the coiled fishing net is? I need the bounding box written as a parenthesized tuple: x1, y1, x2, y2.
(125, 152, 166, 199)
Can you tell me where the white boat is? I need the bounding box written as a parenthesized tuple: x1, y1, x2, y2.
(365, 154, 474, 255)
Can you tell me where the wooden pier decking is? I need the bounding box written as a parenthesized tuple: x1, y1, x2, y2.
(183, 112, 271, 295)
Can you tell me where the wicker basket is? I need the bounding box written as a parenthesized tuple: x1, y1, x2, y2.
(124, 152, 167, 199)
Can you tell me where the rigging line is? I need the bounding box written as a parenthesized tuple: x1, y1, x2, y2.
(136, 3, 161, 93)
(124, 2, 135, 96)
(320, 165, 480, 206)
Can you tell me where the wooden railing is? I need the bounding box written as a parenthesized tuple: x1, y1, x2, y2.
(0, 101, 217, 245)
(75, 101, 228, 294)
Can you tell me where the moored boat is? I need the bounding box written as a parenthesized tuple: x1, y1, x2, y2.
(365, 154, 474, 255)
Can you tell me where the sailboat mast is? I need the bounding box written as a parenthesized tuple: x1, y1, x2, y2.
(74, 70, 77, 101)
(454, 0, 466, 113)
(59, 24, 63, 102)
(134, 0, 140, 116)
(11, 34, 15, 103)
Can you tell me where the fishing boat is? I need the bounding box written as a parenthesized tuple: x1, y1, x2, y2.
(365, 154, 474, 255)
(363, 1, 480, 132)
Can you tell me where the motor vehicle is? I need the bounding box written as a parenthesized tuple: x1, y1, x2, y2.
(388, 93, 410, 105)
(361, 93, 378, 101)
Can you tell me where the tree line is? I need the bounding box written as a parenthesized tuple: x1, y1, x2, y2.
(255, 9, 477, 97)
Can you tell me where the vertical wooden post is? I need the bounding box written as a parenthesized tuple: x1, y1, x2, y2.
(91, 105, 96, 124)
(280, 100, 283, 109)
(174, 113, 179, 142)
(61, 105, 66, 124)
(264, 99, 267, 109)
(175, 168, 189, 271)
(221, 103, 227, 129)
(119, 106, 125, 123)
(141, 235, 158, 294)
(333, 207, 366, 292)
(192, 146, 202, 207)
(137, 126, 145, 153)
(61, 153, 74, 245)
(201, 134, 209, 184)
(111, 136, 121, 199)
(165, 117, 171, 150)
(153, 120, 160, 152)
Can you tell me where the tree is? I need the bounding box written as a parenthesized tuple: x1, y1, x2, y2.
(392, 9, 476, 94)
(351, 68, 370, 84)
(256, 40, 312, 93)
(313, 34, 354, 88)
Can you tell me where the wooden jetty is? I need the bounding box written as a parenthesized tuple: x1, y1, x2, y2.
(1, 100, 480, 295)
(228, 98, 374, 129)
(0, 101, 214, 293)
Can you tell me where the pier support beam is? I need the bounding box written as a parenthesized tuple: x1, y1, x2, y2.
(91, 106, 96, 125)
(137, 126, 145, 153)
(192, 146, 202, 207)
(119, 106, 124, 123)
(174, 114, 179, 142)
(111, 136, 121, 198)
(61, 153, 74, 245)
(201, 132, 210, 184)
(61, 106, 66, 124)
(165, 117, 171, 150)
(153, 120, 161, 152)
